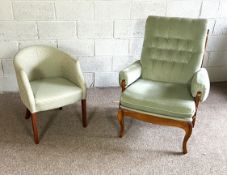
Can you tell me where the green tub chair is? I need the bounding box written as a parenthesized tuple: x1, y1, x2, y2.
(118, 16, 210, 154)
(14, 46, 87, 144)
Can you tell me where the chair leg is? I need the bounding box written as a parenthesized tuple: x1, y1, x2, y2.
(182, 122, 193, 154)
(117, 109, 124, 138)
(81, 99, 87, 128)
(31, 113, 39, 144)
(25, 108, 31, 119)
(192, 116, 196, 128)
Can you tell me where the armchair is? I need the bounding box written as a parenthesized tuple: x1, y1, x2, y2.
(118, 16, 210, 154)
(14, 45, 87, 144)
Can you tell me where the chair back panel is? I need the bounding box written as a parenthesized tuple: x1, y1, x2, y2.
(15, 46, 67, 81)
(141, 16, 207, 84)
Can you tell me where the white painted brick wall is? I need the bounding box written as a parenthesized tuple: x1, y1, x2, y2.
(0, 1, 13, 20)
(167, 0, 202, 18)
(0, 60, 3, 77)
(95, 39, 128, 56)
(114, 20, 145, 38)
(13, 1, 55, 21)
(0, 0, 227, 91)
(78, 21, 113, 39)
(58, 40, 94, 56)
(38, 22, 76, 39)
(78, 56, 112, 72)
(55, 1, 94, 20)
(0, 42, 18, 58)
(0, 22, 37, 40)
(94, 1, 130, 20)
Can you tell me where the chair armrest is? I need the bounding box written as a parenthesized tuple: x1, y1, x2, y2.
(14, 64, 36, 112)
(62, 56, 86, 99)
(191, 68, 210, 102)
(119, 60, 142, 88)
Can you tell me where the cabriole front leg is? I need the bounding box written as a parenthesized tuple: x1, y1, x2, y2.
(182, 122, 193, 154)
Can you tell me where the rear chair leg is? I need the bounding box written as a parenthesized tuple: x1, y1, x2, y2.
(25, 108, 31, 119)
(117, 109, 124, 138)
(192, 116, 196, 128)
(31, 113, 39, 144)
(81, 99, 87, 128)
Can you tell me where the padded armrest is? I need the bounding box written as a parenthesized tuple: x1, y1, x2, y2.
(14, 61, 36, 112)
(119, 60, 142, 87)
(62, 56, 87, 99)
(191, 68, 210, 102)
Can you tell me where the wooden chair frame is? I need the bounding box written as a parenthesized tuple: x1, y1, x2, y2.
(25, 99, 87, 144)
(117, 30, 209, 154)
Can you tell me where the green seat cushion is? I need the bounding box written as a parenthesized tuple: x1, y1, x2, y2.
(30, 77, 82, 112)
(120, 79, 195, 119)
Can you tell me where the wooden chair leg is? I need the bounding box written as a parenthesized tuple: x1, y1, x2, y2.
(31, 113, 39, 144)
(117, 109, 124, 138)
(81, 99, 87, 128)
(192, 116, 196, 128)
(25, 108, 31, 119)
(182, 122, 193, 154)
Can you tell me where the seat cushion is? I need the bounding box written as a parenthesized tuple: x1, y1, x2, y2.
(30, 77, 82, 112)
(120, 79, 195, 119)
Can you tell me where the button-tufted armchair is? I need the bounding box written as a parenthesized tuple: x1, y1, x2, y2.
(14, 45, 87, 144)
(118, 16, 210, 154)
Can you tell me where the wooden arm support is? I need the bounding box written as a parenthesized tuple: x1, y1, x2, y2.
(121, 80, 126, 92)
(194, 91, 202, 109)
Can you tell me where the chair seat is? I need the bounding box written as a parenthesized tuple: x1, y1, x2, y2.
(30, 77, 82, 112)
(120, 79, 195, 119)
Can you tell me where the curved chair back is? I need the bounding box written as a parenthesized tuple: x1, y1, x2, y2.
(14, 45, 69, 81)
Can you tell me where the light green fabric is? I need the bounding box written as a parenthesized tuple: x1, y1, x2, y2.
(14, 45, 86, 113)
(119, 60, 142, 87)
(191, 68, 210, 102)
(121, 79, 195, 119)
(141, 16, 207, 83)
(119, 16, 210, 120)
(30, 78, 82, 112)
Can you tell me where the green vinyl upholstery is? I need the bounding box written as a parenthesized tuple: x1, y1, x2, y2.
(119, 60, 142, 87)
(30, 78, 83, 112)
(14, 45, 86, 113)
(121, 79, 195, 119)
(119, 16, 210, 120)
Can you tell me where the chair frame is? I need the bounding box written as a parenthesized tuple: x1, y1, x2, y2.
(117, 30, 209, 154)
(25, 100, 87, 144)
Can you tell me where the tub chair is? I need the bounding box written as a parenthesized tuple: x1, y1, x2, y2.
(14, 45, 87, 144)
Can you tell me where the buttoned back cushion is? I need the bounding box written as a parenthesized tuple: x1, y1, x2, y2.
(141, 16, 207, 84)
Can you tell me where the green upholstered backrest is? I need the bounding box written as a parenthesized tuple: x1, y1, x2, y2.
(14, 46, 69, 81)
(141, 16, 207, 84)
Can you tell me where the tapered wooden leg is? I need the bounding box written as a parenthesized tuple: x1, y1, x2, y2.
(31, 113, 39, 144)
(117, 109, 124, 138)
(81, 99, 87, 128)
(182, 122, 193, 154)
(192, 116, 196, 128)
(25, 108, 31, 119)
